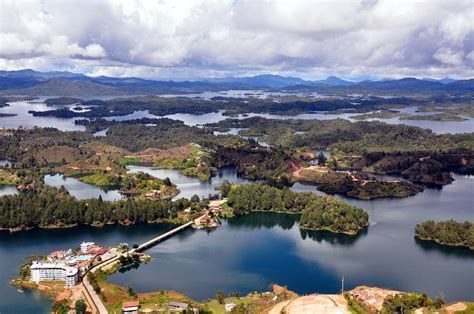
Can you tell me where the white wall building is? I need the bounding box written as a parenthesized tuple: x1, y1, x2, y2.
(80, 241, 94, 253)
(30, 262, 79, 286)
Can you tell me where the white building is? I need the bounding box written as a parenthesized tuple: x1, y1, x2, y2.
(225, 303, 236, 312)
(30, 262, 79, 286)
(80, 241, 94, 253)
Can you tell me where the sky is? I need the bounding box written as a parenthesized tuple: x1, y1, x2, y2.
(0, 0, 473, 80)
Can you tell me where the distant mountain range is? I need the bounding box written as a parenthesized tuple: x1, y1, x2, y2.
(0, 69, 472, 96)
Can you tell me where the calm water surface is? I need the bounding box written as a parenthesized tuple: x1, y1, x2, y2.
(126, 165, 253, 200)
(0, 101, 85, 131)
(1, 169, 473, 312)
(1, 100, 472, 134)
(107, 174, 474, 302)
(44, 174, 124, 201)
(0, 223, 176, 314)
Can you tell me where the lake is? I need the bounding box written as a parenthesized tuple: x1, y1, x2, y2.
(1, 172, 472, 313)
(1, 100, 472, 134)
(126, 165, 253, 200)
(107, 174, 474, 302)
(44, 174, 124, 201)
(0, 100, 85, 131)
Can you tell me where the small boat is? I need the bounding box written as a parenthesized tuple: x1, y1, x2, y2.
(17, 289, 24, 293)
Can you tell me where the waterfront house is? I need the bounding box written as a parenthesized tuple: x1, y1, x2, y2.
(122, 300, 140, 314)
(167, 301, 188, 311)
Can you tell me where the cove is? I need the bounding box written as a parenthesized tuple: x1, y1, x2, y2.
(103, 174, 473, 302)
(1, 174, 473, 313)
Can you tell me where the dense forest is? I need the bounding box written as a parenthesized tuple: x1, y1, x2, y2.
(207, 117, 474, 185)
(226, 183, 368, 234)
(415, 220, 474, 250)
(206, 116, 474, 154)
(0, 185, 197, 230)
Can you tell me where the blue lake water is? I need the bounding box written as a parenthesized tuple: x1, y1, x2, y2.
(126, 165, 253, 200)
(44, 174, 124, 201)
(108, 174, 474, 302)
(1, 98, 474, 312)
(0, 101, 85, 131)
(1, 170, 472, 313)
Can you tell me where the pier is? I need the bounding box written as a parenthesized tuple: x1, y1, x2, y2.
(81, 216, 203, 313)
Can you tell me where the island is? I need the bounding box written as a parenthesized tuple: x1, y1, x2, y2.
(292, 165, 423, 200)
(0, 113, 17, 117)
(415, 220, 474, 250)
(226, 183, 369, 235)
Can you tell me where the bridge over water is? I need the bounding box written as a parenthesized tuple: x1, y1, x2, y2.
(82, 217, 201, 313)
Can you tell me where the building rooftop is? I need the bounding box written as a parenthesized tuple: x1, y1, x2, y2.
(122, 301, 140, 308)
(168, 301, 188, 308)
(49, 250, 65, 256)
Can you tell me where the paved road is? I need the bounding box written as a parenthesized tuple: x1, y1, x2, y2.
(81, 219, 199, 314)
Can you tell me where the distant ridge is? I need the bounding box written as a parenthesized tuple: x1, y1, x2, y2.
(0, 69, 472, 96)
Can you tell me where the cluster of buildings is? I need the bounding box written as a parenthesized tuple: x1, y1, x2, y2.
(193, 200, 223, 229)
(30, 241, 111, 287)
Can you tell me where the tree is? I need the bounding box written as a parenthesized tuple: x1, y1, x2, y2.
(215, 290, 225, 304)
(163, 177, 172, 186)
(75, 299, 87, 314)
(127, 286, 137, 298)
(317, 152, 327, 166)
(18, 264, 30, 280)
(433, 295, 444, 309)
(220, 180, 232, 197)
(190, 194, 200, 203)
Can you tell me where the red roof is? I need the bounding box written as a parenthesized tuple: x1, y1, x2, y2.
(89, 246, 108, 255)
(122, 301, 140, 308)
(49, 250, 64, 256)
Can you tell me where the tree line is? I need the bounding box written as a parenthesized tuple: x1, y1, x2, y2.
(226, 183, 368, 234)
(0, 186, 196, 230)
(415, 220, 474, 250)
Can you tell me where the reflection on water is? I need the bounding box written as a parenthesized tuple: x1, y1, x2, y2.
(44, 174, 123, 201)
(1, 100, 471, 134)
(163, 111, 227, 126)
(414, 237, 474, 258)
(0, 223, 176, 314)
(108, 174, 474, 302)
(227, 211, 299, 230)
(0, 101, 85, 131)
(160, 89, 327, 100)
(1, 174, 473, 310)
(299, 228, 369, 246)
(0, 185, 18, 196)
(126, 165, 253, 200)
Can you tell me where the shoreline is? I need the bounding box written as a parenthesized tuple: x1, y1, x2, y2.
(0, 218, 185, 233)
(415, 235, 474, 251)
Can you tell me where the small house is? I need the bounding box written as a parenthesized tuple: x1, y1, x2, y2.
(122, 300, 140, 314)
(168, 301, 189, 311)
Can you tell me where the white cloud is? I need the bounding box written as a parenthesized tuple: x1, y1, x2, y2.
(0, 33, 35, 56)
(38, 36, 107, 58)
(433, 47, 465, 66)
(0, 0, 472, 79)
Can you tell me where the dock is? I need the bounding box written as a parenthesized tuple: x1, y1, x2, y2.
(81, 216, 203, 313)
